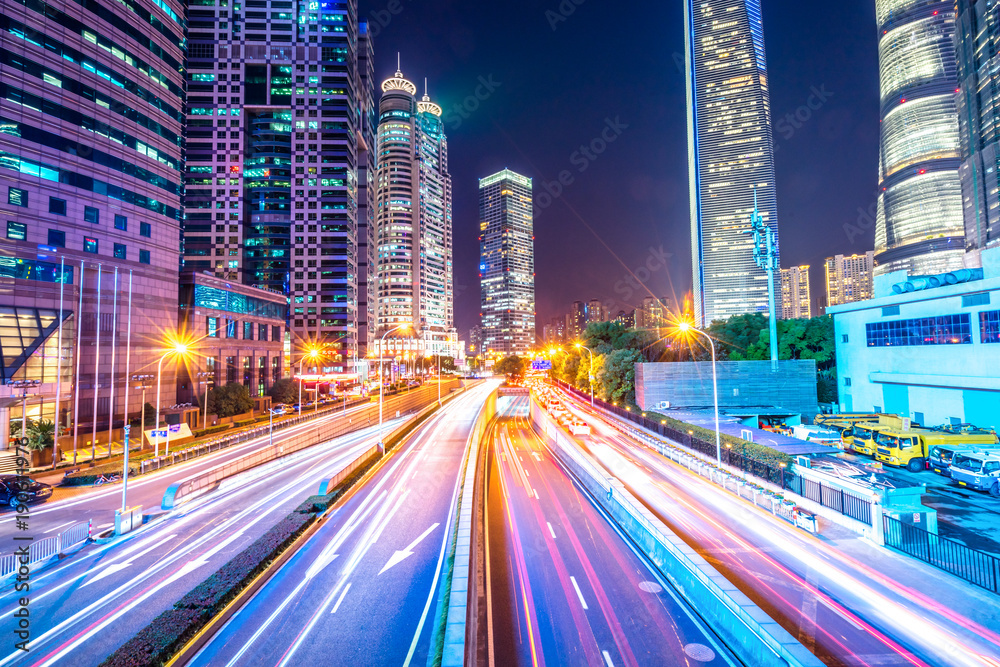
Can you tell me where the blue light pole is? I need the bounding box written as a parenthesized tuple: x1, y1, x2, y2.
(744, 189, 779, 364)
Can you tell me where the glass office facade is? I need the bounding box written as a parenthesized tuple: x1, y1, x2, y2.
(875, 0, 966, 275)
(684, 0, 781, 326)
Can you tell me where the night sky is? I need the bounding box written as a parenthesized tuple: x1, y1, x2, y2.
(359, 0, 881, 342)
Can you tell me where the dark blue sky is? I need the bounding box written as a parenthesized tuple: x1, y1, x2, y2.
(359, 0, 880, 341)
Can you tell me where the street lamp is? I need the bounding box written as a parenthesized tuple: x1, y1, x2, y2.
(677, 321, 721, 463)
(379, 322, 411, 453)
(574, 343, 595, 408)
(297, 347, 321, 417)
(130, 374, 154, 450)
(196, 370, 215, 430)
(154, 340, 191, 458)
(268, 406, 283, 448)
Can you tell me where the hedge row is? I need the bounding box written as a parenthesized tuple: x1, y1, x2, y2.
(192, 424, 231, 438)
(63, 461, 141, 486)
(100, 511, 314, 667)
(649, 411, 793, 468)
(233, 418, 256, 428)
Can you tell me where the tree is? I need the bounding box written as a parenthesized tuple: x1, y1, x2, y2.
(269, 378, 297, 405)
(597, 349, 643, 405)
(129, 403, 158, 429)
(208, 383, 255, 418)
(493, 355, 527, 382)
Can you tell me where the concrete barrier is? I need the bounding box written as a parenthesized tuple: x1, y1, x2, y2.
(531, 399, 822, 667)
(316, 445, 379, 495)
(441, 385, 498, 667)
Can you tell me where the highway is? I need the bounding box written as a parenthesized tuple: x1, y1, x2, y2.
(485, 394, 736, 666)
(554, 388, 1000, 667)
(187, 381, 498, 667)
(0, 418, 403, 667)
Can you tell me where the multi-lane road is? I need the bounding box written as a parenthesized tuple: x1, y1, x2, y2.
(187, 381, 498, 667)
(484, 394, 736, 666)
(553, 387, 1000, 667)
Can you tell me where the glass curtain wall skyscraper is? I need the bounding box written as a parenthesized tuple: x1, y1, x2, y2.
(684, 0, 781, 326)
(375, 67, 456, 357)
(479, 169, 534, 357)
(956, 0, 1000, 260)
(183, 0, 374, 374)
(875, 0, 966, 276)
(0, 0, 185, 434)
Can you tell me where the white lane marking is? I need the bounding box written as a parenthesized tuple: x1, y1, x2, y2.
(602, 650, 614, 667)
(547, 522, 556, 539)
(533, 488, 539, 499)
(380, 522, 440, 575)
(532, 452, 541, 461)
(330, 582, 351, 614)
(570, 576, 588, 610)
(43, 521, 75, 534)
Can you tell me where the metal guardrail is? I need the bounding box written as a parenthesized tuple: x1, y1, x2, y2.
(163, 382, 465, 510)
(883, 515, 1000, 594)
(1, 519, 92, 579)
(552, 380, 874, 527)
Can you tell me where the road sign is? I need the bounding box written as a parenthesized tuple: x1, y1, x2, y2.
(531, 360, 553, 371)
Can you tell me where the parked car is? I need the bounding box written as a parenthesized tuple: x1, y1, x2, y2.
(0, 475, 52, 508)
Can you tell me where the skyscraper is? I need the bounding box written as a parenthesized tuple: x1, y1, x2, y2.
(780, 266, 811, 319)
(585, 298, 605, 324)
(684, 0, 781, 326)
(0, 0, 185, 435)
(479, 169, 534, 357)
(875, 0, 966, 276)
(375, 66, 457, 358)
(956, 1, 1000, 261)
(183, 1, 373, 373)
(825, 252, 876, 308)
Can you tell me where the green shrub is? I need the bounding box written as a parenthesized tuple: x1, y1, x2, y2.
(646, 410, 794, 469)
(192, 424, 231, 438)
(233, 418, 255, 428)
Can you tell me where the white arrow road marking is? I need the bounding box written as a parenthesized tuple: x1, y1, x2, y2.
(82, 534, 176, 587)
(379, 522, 440, 575)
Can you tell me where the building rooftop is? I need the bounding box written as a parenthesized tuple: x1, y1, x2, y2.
(660, 406, 838, 455)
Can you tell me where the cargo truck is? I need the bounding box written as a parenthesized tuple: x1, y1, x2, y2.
(874, 428, 998, 472)
(950, 452, 1000, 496)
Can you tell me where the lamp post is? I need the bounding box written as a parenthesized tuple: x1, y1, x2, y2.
(378, 322, 411, 453)
(196, 370, 214, 430)
(154, 342, 189, 458)
(574, 343, 595, 408)
(130, 374, 154, 451)
(678, 322, 721, 463)
(297, 347, 320, 417)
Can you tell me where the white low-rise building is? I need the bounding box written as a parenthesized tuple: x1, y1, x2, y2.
(828, 248, 1000, 429)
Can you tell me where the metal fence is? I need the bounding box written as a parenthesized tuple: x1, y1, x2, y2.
(552, 379, 874, 526)
(883, 515, 1000, 594)
(0, 520, 92, 579)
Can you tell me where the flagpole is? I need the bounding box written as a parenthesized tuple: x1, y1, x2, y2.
(52, 257, 65, 469)
(72, 260, 85, 465)
(106, 267, 118, 459)
(90, 264, 102, 463)
(122, 270, 133, 452)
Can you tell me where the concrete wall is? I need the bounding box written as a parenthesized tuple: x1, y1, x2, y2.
(636, 360, 818, 416)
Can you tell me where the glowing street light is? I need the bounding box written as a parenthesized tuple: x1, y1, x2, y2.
(154, 337, 193, 457)
(675, 321, 721, 463)
(298, 346, 322, 417)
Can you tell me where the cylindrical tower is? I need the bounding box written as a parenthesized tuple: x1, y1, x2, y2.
(875, 0, 967, 275)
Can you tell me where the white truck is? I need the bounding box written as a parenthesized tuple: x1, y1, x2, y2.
(950, 451, 1000, 496)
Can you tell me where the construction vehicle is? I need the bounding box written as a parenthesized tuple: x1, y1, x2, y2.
(874, 426, 998, 472)
(950, 451, 1000, 496)
(814, 413, 882, 433)
(842, 415, 912, 456)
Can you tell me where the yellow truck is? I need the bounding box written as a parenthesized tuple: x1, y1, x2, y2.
(874, 427, 999, 472)
(842, 415, 911, 456)
(814, 413, 882, 433)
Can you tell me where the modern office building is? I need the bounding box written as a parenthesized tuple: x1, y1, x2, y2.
(828, 247, 1000, 427)
(479, 169, 534, 357)
(176, 272, 287, 416)
(569, 300, 586, 339)
(0, 0, 186, 446)
(182, 2, 374, 374)
(684, 0, 781, 326)
(874, 0, 966, 276)
(374, 65, 457, 359)
(825, 252, 876, 308)
(956, 1, 1000, 262)
(781, 265, 811, 319)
